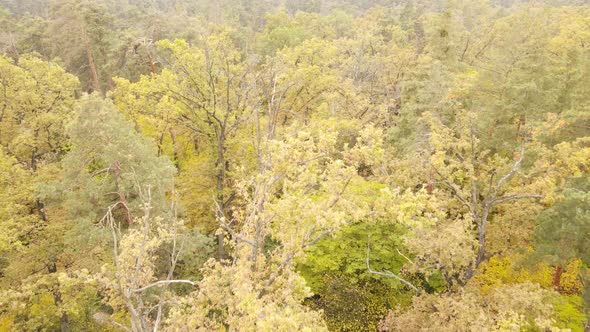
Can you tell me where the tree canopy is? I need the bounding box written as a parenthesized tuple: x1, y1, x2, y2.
(0, 0, 589, 331)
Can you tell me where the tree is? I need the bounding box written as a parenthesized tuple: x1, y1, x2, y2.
(0, 54, 80, 331)
(409, 110, 547, 284)
(0, 54, 78, 174)
(58, 96, 211, 332)
(0, 150, 38, 255)
(0, 53, 78, 280)
(1, 1, 590, 331)
(299, 221, 417, 331)
(0, 94, 181, 331)
(165, 119, 384, 330)
(380, 282, 565, 331)
(61, 95, 176, 225)
(113, 30, 259, 258)
(47, 0, 115, 93)
(533, 176, 590, 296)
(90, 186, 199, 332)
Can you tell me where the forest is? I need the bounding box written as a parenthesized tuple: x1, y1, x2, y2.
(0, 0, 588, 331)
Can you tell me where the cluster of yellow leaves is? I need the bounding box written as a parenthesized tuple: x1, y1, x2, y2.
(474, 255, 584, 315)
(381, 282, 563, 332)
(0, 150, 37, 253)
(0, 272, 103, 331)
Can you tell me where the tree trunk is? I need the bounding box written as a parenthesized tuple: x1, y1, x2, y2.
(426, 169, 434, 195)
(169, 128, 180, 170)
(215, 132, 227, 260)
(516, 114, 526, 141)
(48, 262, 71, 332)
(147, 52, 157, 74)
(36, 199, 47, 222)
(60, 312, 70, 332)
(83, 30, 101, 93)
(475, 208, 490, 268)
(31, 147, 47, 222)
(553, 265, 563, 291)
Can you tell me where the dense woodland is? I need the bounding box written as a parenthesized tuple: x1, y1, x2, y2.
(0, 0, 589, 331)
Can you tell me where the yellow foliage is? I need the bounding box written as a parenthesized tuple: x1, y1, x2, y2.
(0, 313, 15, 332)
(560, 259, 583, 295)
(474, 256, 553, 294)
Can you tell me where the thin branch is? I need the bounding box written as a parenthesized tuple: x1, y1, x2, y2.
(366, 237, 421, 294)
(485, 170, 496, 203)
(433, 180, 471, 211)
(109, 319, 132, 332)
(492, 143, 526, 200)
(492, 194, 543, 205)
(396, 249, 415, 265)
(257, 211, 377, 299)
(130, 280, 195, 293)
(219, 217, 256, 247)
(257, 252, 295, 299)
(91, 166, 112, 177)
(328, 175, 353, 209)
(469, 124, 478, 221)
(297, 154, 328, 166)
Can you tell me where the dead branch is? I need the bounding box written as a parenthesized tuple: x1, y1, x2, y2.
(366, 236, 421, 294)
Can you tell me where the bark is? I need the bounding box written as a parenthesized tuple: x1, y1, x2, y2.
(36, 199, 47, 222)
(516, 114, 526, 141)
(147, 52, 157, 74)
(83, 30, 101, 93)
(109, 161, 133, 224)
(169, 128, 181, 170)
(48, 262, 70, 332)
(60, 312, 70, 332)
(475, 207, 490, 268)
(553, 265, 563, 291)
(426, 169, 434, 195)
(215, 131, 227, 260)
(30, 146, 48, 222)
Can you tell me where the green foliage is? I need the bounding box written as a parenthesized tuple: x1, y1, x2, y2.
(0, 272, 107, 332)
(553, 295, 588, 331)
(0, 150, 38, 254)
(305, 276, 401, 332)
(0, 54, 79, 169)
(300, 221, 405, 289)
(47, 0, 116, 92)
(533, 177, 590, 266)
(61, 95, 176, 224)
(299, 221, 417, 331)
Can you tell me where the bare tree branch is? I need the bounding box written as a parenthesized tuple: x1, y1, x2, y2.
(396, 249, 415, 266)
(433, 180, 471, 211)
(492, 194, 543, 205)
(492, 143, 526, 199)
(257, 211, 377, 299)
(130, 280, 195, 293)
(366, 237, 421, 294)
